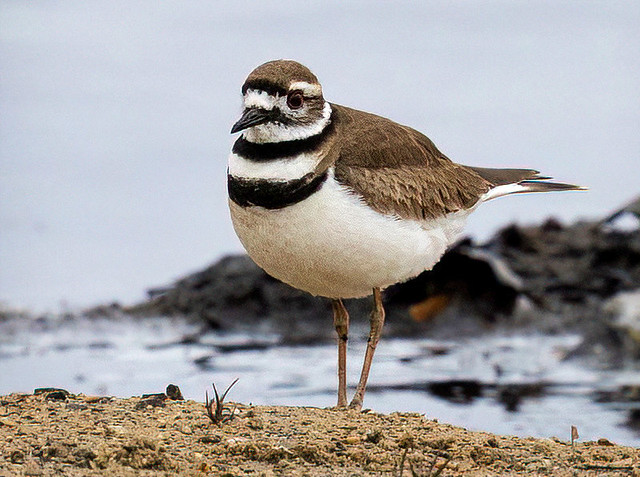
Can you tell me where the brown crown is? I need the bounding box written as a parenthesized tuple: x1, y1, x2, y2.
(242, 60, 321, 96)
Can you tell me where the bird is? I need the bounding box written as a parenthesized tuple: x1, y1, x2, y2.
(227, 59, 584, 410)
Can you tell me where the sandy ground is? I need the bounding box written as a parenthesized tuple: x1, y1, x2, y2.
(0, 389, 638, 476)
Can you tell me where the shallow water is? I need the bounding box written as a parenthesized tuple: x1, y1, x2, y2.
(1, 315, 639, 447)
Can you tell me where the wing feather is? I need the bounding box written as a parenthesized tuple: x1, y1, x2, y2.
(331, 104, 490, 220)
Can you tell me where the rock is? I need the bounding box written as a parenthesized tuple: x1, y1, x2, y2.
(165, 384, 184, 401)
(34, 388, 71, 401)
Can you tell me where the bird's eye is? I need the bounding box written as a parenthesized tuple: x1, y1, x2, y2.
(287, 91, 304, 109)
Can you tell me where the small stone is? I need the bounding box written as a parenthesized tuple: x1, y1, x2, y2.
(365, 429, 383, 444)
(10, 450, 25, 464)
(345, 434, 360, 445)
(198, 435, 221, 444)
(45, 390, 69, 401)
(166, 384, 184, 400)
(226, 437, 246, 445)
(597, 438, 614, 446)
(34, 387, 70, 397)
(82, 395, 106, 404)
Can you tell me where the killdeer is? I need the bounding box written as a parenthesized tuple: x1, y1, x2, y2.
(227, 59, 584, 410)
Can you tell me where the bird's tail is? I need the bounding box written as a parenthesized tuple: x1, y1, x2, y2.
(467, 166, 587, 202)
(482, 179, 587, 202)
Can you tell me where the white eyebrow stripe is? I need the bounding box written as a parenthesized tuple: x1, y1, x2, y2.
(289, 81, 322, 96)
(244, 89, 278, 110)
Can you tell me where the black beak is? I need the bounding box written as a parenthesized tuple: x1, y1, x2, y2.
(230, 108, 274, 134)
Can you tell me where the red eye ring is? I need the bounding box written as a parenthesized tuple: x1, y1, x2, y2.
(287, 91, 304, 109)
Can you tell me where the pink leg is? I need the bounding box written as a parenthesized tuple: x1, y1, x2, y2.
(331, 299, 349, 408)
(349, 287, 385, 410)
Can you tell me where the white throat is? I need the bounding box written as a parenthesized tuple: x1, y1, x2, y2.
(243, 101, 332, 144)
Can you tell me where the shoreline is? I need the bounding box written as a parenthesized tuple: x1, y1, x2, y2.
(1, 389, 638, 476)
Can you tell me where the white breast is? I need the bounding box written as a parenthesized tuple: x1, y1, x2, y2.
(229, 169, 471, 299)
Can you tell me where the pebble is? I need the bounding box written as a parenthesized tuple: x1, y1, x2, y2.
(227, 437, 247, 445)
(345, 434, 360, 445)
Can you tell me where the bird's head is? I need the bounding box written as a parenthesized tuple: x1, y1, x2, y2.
(231, 60, 331, 143)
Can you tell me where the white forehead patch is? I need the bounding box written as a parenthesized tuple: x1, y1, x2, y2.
(243, 89, 278, 110)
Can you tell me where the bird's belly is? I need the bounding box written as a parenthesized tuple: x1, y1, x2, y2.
(229, 177, 470, 299)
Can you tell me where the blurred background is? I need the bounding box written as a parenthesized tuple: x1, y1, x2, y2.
(1, 1, 639, 446)
(1, 0, 638, 312)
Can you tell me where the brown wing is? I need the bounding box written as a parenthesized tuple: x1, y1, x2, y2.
(330, 104, 492, 220)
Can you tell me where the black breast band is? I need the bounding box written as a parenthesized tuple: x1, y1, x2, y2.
(228, 171, 328, 209)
